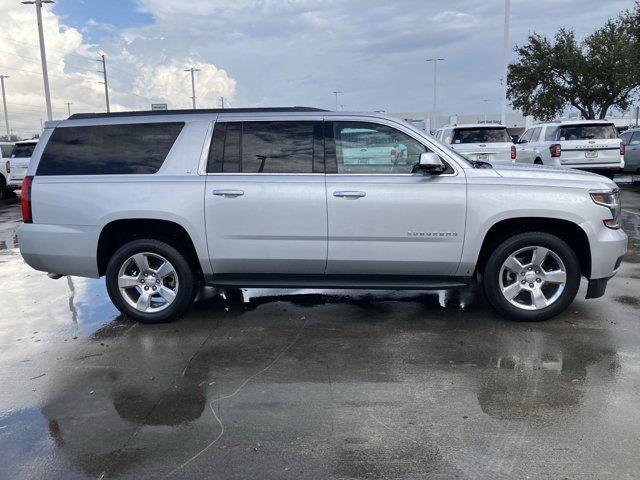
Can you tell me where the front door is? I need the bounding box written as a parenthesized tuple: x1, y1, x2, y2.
(324, 119, 467, 276)
(204, 119, 327, 274)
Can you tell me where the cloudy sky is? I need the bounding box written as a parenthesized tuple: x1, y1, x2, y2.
(0, 0, 635, 137)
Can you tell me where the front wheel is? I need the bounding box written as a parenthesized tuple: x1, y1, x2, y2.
(106, 239, 196, 323)
(482, 232, 581, 321)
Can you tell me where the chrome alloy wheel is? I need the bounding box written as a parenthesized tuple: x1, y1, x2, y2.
(498, 246, 567, 311)
(117, 252, 179, 313)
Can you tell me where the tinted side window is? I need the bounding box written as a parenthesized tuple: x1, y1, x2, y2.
(1, 144, 14, 157)
(37, 123, 183, 175)
(518, 129, 532, 144)
(631, 131, 640, 145)
(530, 127, 542, 142)
(544, 127, 559, 141)
(207, 121, 322, 174)
(12, 143, 37, 158)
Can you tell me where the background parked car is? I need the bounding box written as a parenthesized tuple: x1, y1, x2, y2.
(0, 141, 16, 199)
(516, 120, 624, 177)
(619, 128, 640, 174)
(434, 124, 516, 164)
(8, 140, 38, 189)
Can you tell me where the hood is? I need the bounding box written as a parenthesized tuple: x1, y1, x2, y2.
(491, 163, 617, 189)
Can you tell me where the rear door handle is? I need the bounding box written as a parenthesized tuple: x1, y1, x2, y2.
(212, 189, 244, 197)
(333, 191, 366, 198)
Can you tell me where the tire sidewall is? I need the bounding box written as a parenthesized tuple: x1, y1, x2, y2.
(483, 232, 581, 321)
(106, 239, 195, 323)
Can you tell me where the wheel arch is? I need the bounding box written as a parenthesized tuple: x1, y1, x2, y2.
(97, 218, 205, 281)
(474, 217, 591, 279)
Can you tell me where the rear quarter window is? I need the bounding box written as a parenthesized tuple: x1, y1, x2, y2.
(37, 122, 184, 175)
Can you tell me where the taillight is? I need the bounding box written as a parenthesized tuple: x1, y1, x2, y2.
(549, 143, 561, 158)
(21, 176, 33, 223)
(510, 145, 516, 160)
(5, 160, 9, 174)
(620, 140, 625, 156)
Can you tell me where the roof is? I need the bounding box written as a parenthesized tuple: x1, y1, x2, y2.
(439, 123, 507, 129)
(68, 106, 327, 120)
(535, 119, 615, 126)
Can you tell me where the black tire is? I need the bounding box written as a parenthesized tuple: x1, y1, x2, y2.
(0, 178, 7, 200)
(482, 232, 581, 322)
(106, 239, 196, 323)
(534, 158, 543, 165)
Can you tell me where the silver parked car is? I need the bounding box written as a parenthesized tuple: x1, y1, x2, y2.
(18, 108, 627, 323)
(620, 128, 640, 174)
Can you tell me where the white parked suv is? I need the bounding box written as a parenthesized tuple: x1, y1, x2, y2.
(434, 124, 516, 164)
(18, 108, 627, 323)
(0, 141, 15, 199)
(7, 139, 38, 188)
(515, 120, 624, 176)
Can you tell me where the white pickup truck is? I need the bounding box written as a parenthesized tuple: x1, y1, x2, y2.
(17, 108, 627, 324)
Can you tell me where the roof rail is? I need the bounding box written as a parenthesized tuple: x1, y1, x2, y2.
(68, 106, 327, 120)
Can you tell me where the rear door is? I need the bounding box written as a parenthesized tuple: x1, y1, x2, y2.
(204, 118, 328, 274)
(516, 129, 534, 163)
(558, 123, 621, 167)
(626, 131, 640, 172)
(324, 118, 466, 276)
(9, 142, 36, 184)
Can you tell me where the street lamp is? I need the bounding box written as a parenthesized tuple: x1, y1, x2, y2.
(22, 0, 54, 122)
(426, 58, 444, 132)
(184, 67, 201, 109)
(500, 0, 511, 125)
(332, 91, 342, 111)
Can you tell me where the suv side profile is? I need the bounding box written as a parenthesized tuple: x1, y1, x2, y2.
(516, 120, 624, 176)
(18, 108, 627, 323)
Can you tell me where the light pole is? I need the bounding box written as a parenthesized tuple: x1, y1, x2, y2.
(97, 55, 110, 112)
(65, 102, 72, 116)
(0, 75, 9, 138)
(500, 0, 511, 126)
(22, 0, 54, 122)
(332, 91, 342, 111)
(426, 58, 444, 131)
(184, 67, 200, 109)
(482, 99, 489, 122)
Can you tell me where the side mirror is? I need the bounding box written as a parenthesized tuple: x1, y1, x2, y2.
(413, 152, 446, 175)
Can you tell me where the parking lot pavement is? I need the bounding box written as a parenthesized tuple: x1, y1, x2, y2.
(0, 188, 639, 480)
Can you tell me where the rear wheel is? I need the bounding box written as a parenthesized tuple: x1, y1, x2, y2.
(534, 158, 543, 165)
(106, 239, 196, 323)
(0, 178, 7, 200)
(482, 232, 581, 321)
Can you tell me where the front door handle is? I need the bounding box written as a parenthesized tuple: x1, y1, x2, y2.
(333, 191, 366, 198)
(212, 189, 244, 197)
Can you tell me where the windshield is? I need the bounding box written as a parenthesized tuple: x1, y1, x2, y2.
(558, 124, 618, 140)
(11, 143, 36, 158)
(453, 127, 511, 144)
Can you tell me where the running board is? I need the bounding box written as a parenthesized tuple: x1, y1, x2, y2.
(209, 274, 471, 290)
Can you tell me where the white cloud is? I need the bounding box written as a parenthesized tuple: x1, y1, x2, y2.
(133, 59, 236, 109)
(0, 0, 237, 138)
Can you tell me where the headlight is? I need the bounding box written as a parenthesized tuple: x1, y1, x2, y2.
(590, 189, 621, 229)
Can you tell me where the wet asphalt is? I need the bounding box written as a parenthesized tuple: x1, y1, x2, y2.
(0, 187, 639, 480)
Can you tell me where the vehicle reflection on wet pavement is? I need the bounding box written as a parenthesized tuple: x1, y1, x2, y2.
(1, 189, 640, 479)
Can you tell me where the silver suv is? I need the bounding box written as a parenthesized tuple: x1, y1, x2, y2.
(18, 108, 627, 323)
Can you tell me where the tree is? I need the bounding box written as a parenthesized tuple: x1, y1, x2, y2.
(507, 3, 640, 120)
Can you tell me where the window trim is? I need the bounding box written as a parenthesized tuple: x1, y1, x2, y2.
(325, 118, 457, 177)
(201, 115, 462, 177)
